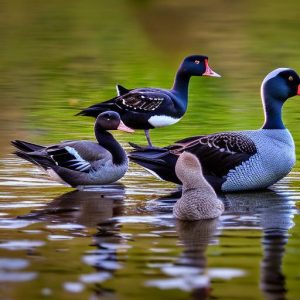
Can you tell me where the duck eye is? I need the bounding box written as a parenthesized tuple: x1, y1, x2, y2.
(194, 60, 200, 64)
(288, 76, 294, 81)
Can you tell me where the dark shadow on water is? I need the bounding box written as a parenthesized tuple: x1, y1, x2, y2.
(145, 189, 295, 300)
(19, 184, 125, 227)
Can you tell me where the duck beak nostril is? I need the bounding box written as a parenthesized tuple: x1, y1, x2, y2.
(297, 84, 300, 95)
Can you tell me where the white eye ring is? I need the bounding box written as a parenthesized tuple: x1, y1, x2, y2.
(288, 76, 293, 81)
(194, 60, 200, 64)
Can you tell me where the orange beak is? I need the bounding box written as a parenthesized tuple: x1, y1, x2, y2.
(297, 84, 300, 95)
(203, 59, 221, 77)
(117, 120, 135, 133)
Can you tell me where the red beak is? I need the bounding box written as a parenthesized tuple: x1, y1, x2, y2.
(203, 59, 221, 77)
(297, 84, 300, 95)
(117, 120, 135, 133)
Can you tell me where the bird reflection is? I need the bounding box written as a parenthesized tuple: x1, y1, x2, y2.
(176, 218, 220, 299)
(224, 190, 296, 300)
(19, 184, 125, 227)
(145, 191, 220, 299)
(20, 184, 127, 298)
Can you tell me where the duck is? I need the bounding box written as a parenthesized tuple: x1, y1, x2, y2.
(173, 152, 224, 220)
(129, 68, 300, 192)
(76, 55, 220, 146)
(11, 111, 133, 188)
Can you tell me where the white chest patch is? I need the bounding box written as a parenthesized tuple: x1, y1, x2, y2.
(148, 115, 181, 128)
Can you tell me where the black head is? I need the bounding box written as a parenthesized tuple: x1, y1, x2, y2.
(261, 68, 300, 102)
(180, 55, 221, 77)
(96, 111, 134, 132)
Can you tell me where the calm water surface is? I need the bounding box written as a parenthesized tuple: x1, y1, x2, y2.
(1, 1, 300, 299)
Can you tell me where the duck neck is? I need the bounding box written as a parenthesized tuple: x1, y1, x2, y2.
(94, 124, 126, 165)
(183, 176, 212, 193)
(261, 90, 285, 129)
(172, 69, 191, 102)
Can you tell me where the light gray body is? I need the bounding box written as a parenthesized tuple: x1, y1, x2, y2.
(49, 141, 129, 187)
(222, 129, 295, 192)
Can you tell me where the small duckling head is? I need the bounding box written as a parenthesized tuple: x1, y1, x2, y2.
(175, 151, 206, 189)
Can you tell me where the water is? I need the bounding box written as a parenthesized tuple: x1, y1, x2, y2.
(1, 0, 300, 299)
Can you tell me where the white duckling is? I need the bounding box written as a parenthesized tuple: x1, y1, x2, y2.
(173, 152, 224, 221)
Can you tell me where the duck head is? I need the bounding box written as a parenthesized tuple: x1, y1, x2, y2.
(179, 55, 221, 77)
(175, 151, 204, 189)
(261, 68, 300, 102)
(95, 111, 134, 133)
(261, 68, 300, 129)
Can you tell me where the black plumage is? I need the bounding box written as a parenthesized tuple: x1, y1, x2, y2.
(77, 55, 220, 145)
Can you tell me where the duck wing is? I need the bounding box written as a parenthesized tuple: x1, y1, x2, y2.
(45, 141, 109, 173)
(15, 141, 109, 173)
(77, 88, 174, 117)
(11, 140, 45, 152)
(129, 132, 257, 188)
(114, 89, 173, 113)
(168, 132, 257, 177)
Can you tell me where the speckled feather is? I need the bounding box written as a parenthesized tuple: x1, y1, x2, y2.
(116, 89, 166, 112)
(171, 132, 257, 154)
(129, 67, 300, 191)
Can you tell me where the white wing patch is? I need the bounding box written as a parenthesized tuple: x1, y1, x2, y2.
(65, 146, 91, 172)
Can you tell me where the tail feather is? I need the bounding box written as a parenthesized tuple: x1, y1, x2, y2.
(129, 145, 173, 165)
(11, 140, 45, 152)
(129, 152, 168, 165)
(14, 151, 54, 170)
(76, 101, 116, 117)
(128, 147, 179, 183)
(75, 107, 102, 117)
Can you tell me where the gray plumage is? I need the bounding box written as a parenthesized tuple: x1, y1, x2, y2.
(173, 152, 224, 221)
(12, 111, 132, 188)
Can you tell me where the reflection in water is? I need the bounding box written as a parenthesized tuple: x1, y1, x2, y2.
(176, 218, 219, 269)
(19, 184, 126, 297)
(146, 189, 296, 300)
(87, 218, 129, 297)
(175, 218, 219, 299)
(224, 190, 296, 300)
(145, 191, 220, 298)
(20, 184, 125, 227)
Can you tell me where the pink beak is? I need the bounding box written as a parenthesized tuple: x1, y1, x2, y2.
(203, 59, 221, 77)
(117, 120, 135, 133)
(297, 84, 300, 95)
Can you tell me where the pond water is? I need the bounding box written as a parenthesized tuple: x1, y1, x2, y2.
(1, 0, 300, 299)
